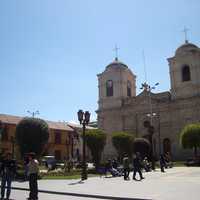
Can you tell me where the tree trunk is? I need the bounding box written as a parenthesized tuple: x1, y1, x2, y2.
(94, 152, 100, 171)
(194, 146, 197, 159)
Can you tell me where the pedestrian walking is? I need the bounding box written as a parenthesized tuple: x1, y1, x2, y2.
(160, 154, 166, 172)
(164, 152, 173, 168)
(132, 152, 144, 180)
(123, 155, 130, 180)
(0, 152, 16, 200)
(27, 152, 39, 200)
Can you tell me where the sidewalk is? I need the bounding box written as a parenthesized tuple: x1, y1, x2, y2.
(9, 167, 200, 200)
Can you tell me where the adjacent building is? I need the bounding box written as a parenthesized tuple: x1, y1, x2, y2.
(0, 114, 80, 161)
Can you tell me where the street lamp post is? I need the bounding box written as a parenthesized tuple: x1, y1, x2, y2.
(147, 112, 161, 156)
(27, 110, 40, 118)
(77, 110, 90, 181)
(141, 82, 159, 170)
(141, 82, 159, 123)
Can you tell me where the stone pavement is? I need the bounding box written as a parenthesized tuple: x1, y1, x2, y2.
(8, 167, 200, 200)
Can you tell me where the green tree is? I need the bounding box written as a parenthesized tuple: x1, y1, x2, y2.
(85, 129, 106, 169)
(112, 132, 134, 160)
(133, 138, 150, 158)
(16, 117, 49, 157)
(180, 123, 200, 158)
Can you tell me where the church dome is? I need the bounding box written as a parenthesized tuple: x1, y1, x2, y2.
(106, 57, 128, 70)
(175, 42, 199, 55)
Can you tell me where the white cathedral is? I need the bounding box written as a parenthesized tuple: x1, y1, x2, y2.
(97, 40, 200, 160)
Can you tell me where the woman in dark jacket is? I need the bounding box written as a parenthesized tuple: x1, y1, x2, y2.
(0, 152, 16, 200)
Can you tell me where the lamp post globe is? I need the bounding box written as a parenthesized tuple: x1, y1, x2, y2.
(77, 110, 84, 124)
(84, 111, 90, 125)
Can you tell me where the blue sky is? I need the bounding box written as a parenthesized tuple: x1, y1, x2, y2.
(0, 0, 200, 122)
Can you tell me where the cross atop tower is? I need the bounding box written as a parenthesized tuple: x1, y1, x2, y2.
(182, 26, 189, 43)
(113, 45, 120, 61)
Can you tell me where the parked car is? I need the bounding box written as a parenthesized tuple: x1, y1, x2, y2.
(41, 156, 57, 170)
(74, 162, 94, 169)
(185, 158, 200, 166)
(56, 162, 65, 169)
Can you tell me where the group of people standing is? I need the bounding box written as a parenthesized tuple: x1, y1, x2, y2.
(104, 152, 145, 180)
(0, 152, 39, 200)
(106, 152, 172, 181)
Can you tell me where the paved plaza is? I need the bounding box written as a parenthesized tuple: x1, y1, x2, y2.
(8, 167, 200, 200)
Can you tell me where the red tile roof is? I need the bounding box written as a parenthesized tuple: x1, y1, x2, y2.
(0, 114, 74, 131)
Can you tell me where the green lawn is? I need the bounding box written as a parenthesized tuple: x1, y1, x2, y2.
(172, 161, 185, 167)
(41, 174, 81, 179)
(39, 168, 99, 180)
(41, 173, 97, 180)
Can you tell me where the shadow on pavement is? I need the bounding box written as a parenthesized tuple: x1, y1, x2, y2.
(5, 185, 153, 200)
(68, 180, 85, 185)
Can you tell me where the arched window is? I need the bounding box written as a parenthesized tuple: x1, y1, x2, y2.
(127, 80, 131, 97)
(182, 65, 191, 82)
(163, 138, 171, 155)
(106, 80, 113, 97)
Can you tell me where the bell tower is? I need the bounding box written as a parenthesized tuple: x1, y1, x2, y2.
(97, 57, 136, 158)
(168, 42, 200, 99)
(97, 58, 136, 110)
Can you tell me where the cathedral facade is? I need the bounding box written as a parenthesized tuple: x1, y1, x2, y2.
(97, 41, 200, 160)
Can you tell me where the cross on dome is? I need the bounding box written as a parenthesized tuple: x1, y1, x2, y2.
(182, 26, 189, 43)
(113, 45, 120, 61)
